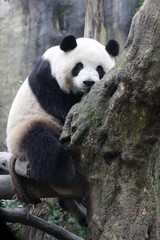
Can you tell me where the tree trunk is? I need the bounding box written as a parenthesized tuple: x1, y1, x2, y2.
(21, 199, 54, 240)
(61, 0, 160, 239)
(84, 0, 103, 40)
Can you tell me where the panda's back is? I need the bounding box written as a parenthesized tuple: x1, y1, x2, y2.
(6, 78, 62, 156)
(7, 79, 52, 133)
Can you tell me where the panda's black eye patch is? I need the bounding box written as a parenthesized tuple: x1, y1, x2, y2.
(72, 62, 83, 77)
(96, 65, 106, 79)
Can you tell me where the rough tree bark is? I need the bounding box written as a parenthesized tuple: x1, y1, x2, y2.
(61, 0, 160, 239)
(84, 0, 103, 40)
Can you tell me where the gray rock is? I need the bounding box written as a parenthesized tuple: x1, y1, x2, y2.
(103, 0, 140, 48)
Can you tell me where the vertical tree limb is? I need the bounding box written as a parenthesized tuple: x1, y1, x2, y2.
(84, 0, 103, 41)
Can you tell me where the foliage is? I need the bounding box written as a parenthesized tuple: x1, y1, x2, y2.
(136, 0, 144, 12)
(17, 79, 24, 87)
(87, 106, 100, 127)
(1, 199, 88, 239)
(74, 226, 88, 239)
(46, 200, 88, 239)
(0, 200, 23, 239)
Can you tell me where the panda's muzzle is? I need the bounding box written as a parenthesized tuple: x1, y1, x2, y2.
(83, 80, 95, 88)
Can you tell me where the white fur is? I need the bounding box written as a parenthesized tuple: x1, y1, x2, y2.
(6, 79, 61, 156)
(6, 37, 116, 154)
(43, 38, 115, 93)
(7, 79, 54, 134)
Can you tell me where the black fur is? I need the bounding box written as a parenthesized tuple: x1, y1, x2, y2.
(60, 35, 77, 52)
(96, 65, 106, 79)
(106, 39, 119, 57)
(27, 58, 83, 186)
(20, 121, 75, 187)
(29, 58, 83, 123)
(72, 62, 83, 77)
(0, 214, 17, 240)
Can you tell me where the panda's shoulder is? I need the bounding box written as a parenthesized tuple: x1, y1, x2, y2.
(29, 45, 61, 82)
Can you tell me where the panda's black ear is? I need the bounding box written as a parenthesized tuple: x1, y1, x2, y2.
(106, 39, 119, 57)
(60, 35, 77, 52)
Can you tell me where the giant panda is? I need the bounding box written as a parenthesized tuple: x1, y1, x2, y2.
(6, 35, 119, 199)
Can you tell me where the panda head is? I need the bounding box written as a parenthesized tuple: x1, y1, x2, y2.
(43, 35, 119, 94)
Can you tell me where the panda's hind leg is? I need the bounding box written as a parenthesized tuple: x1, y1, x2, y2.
(20, 121, 76, 188)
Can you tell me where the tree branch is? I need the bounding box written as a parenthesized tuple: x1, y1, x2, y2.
(0, 153, 87, 232)
(0, 175, 14, 199)
(0, 152, 29, 177)
(0, 151, 12, 174)
(0, 152, 83, 201)
(0, 208, 84, 240)
(0, 174, 84, 201)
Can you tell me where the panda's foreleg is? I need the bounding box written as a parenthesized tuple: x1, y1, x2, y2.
(20, 122, 76, 188)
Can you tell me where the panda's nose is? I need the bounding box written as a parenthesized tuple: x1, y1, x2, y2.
(83, 80, 95, 87)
